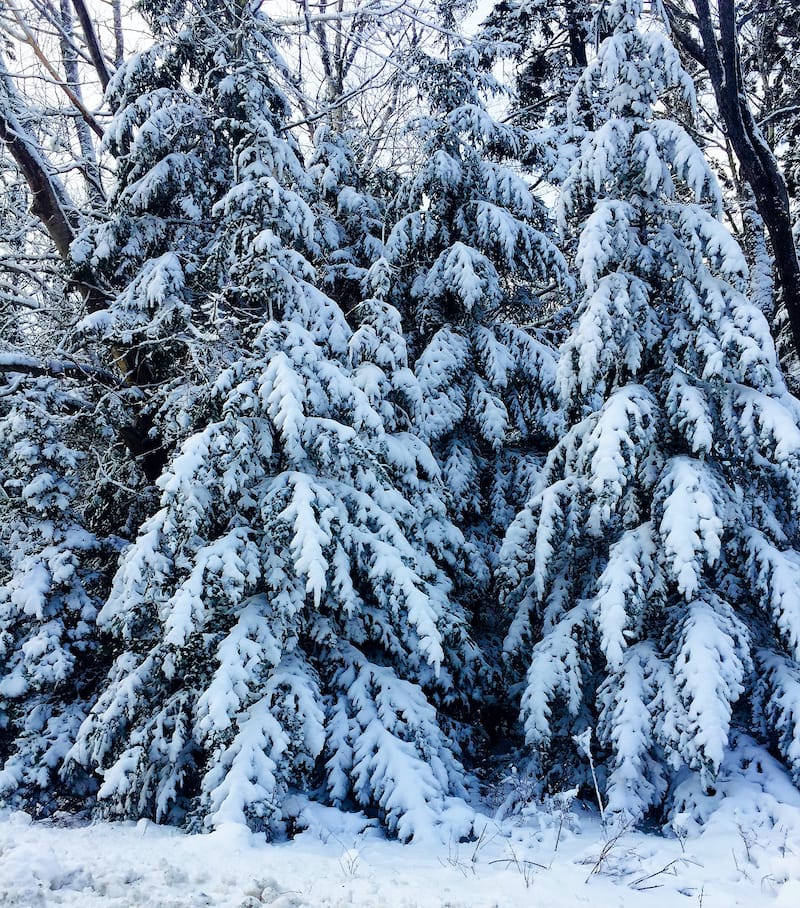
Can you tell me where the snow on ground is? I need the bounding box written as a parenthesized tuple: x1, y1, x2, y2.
(2, 741, 800, 907)
(1, 804, 798, 908)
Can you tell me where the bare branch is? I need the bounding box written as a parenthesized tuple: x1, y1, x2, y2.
(3, 0, 105, 138)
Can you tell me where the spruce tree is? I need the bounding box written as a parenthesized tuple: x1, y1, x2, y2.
(500, 0, 800, 822)
(69, 0, 243, 473)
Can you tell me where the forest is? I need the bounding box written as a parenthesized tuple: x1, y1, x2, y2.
(2, 0, 800, 843)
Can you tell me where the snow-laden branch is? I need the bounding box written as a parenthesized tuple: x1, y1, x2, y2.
(0, 352, 124, 386)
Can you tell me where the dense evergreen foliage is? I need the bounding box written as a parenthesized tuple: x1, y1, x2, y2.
(500, 0, 800, 822)
(60, 1, 480, 841)
(2, 0, 800, 838)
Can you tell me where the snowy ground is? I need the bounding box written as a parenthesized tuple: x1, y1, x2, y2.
(2, 745, 800, 907)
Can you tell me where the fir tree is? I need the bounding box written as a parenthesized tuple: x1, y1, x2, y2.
(500, 0, 800, 822)
(69, 0, 266, 470)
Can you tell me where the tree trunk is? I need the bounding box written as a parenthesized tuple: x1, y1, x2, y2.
(692, 0, 800, 360)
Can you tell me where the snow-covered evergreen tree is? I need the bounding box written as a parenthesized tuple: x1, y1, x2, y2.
(308, 125, 386, 306)
(500, 0, 800, 822)
(0, 377, 112, 810)
(66, 1, 481, 840)
(70, 0, 275, 465)
(385, 41, 569, 579)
